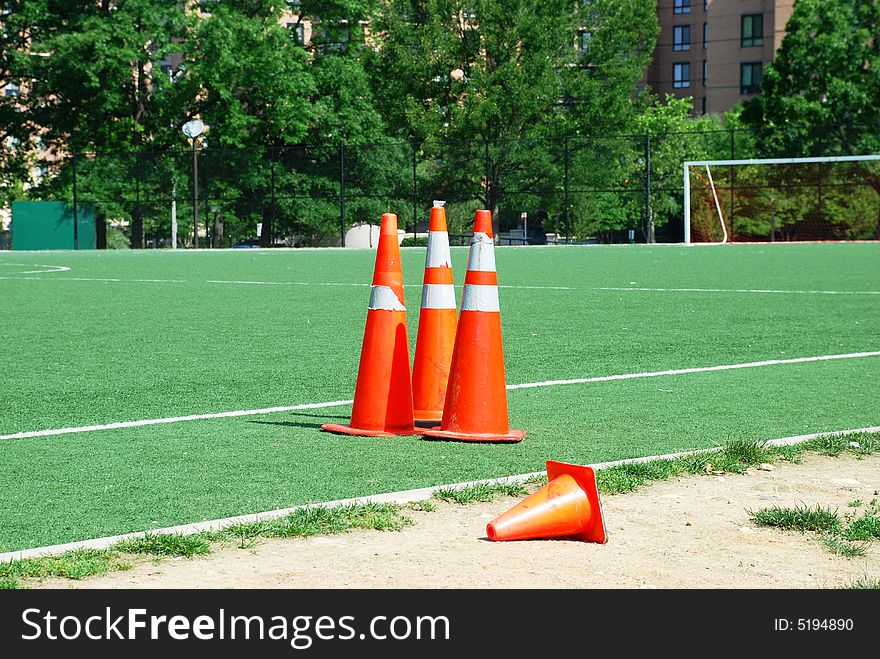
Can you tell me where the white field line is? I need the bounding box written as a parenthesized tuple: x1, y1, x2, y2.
(0, 276, 573, 290)
(0, 400, 354, 441)
(2, 350, 878, 443)
(2, 425, 877, 564)
(595, 286, 880, 296)
(1, 274, 875, 295)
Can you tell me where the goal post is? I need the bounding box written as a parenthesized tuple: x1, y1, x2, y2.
(683, 154, 880, 244)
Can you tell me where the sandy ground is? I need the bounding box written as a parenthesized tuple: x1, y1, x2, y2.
(41, 452, 880, 589)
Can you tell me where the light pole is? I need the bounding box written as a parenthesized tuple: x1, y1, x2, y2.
(182, 120, 206, 248)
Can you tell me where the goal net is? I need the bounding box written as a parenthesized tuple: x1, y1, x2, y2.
(684, 155, 880, 243)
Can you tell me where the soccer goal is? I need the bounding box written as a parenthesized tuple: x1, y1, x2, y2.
(683, 154, 880, 244)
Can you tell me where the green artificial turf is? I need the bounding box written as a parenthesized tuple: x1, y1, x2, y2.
(0, 243, 878, 551)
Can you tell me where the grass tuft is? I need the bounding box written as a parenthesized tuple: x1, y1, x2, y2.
(220, 503, 412, 540)
(749, 505, 840, 533)
(433, 482, 528, 505)
(115, 533, 212, 558)
(822, 535, 869, 557)
(0, 549, 131, 581)
(845, 577, 880, 589)
(843, 514, 880, 542)
(408, 500, 436, 513)
(0, 578, 21, 589)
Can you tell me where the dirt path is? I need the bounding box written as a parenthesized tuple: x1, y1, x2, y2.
(43, 452, 880, 589)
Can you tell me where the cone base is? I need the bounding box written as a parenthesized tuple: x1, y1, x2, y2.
(413, 409, 443, 427)
(547, 461, 608, 544)
(421, 427, 526, 443)
(320, 423, 419, 437)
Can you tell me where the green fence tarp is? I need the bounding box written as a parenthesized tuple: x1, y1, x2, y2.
(11, 201, 96, 250)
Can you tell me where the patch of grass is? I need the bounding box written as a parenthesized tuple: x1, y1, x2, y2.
(115, 533, 212, 558)
(598, 459, 686, 495)
(433, 482, 528, 505)
(0, 578, 21, 589)
(848, 500, 863, 508)
(220, 503, 412, 540)
(801, 431, 878, 458)
(773, 445, 805, 464)
(845, 577, 880, 589)
(408, 500, 436, 512)
(524, 474, 548, 486)
(0, 549, 131, 581)
(749, 505, 841, 533)
(822, 535, 869, 557)
(843, 514, 880, 542)
(711, 439, 772, 474)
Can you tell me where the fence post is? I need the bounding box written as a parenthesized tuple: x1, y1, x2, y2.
(563, 137, 570, 243)
(270, 147, 277, 247)
(412, 141, 418, 239)
(203, 147, 210, 247)
(134, 152, 143, 248)
(72, 148, 79, 250)
(729, 128, 735, 237)
(645, 132, 653, 243)
(191, 138, 199, 249)
(339, 141, 346, 247)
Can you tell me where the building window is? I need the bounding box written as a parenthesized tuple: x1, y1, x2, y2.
(579, 31, 592, 52)
(702, 60, 707, 86)
(741, 62, 762, 94)
(742, 14, 763, 47)
(4, 82, 20, 97)
(320, 27, 349, 53)
(703, 0, 707, 11)
(701, 97, 706, 114)
(673, 62, 690, 88)
(673, 25, 690, 51)
(287, 22, 305, 45)
(703, 23, 707, 49)
(674, 0, 691, 14)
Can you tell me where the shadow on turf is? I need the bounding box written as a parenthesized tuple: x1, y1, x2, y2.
(250, 412, 349, 430)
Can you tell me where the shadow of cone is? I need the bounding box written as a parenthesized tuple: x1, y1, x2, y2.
(486, 461, 607, 543)
(321, 213, 417, 437)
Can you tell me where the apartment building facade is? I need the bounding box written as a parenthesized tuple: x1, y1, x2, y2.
(647, 0, 795, 115)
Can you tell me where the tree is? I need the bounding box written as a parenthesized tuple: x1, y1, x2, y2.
(367, 0, 658, 236)
(741, 0, 880, 237)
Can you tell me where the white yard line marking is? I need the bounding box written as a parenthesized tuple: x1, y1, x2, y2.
(0, 263, 70, 274)
(2, 424, 877, 564)
(594, 286, 880, 296)
(0, 400, 354, 441)
(506, 351, 880, 391)
(2, 351, 878, 442)
(1, 275, 873, 295)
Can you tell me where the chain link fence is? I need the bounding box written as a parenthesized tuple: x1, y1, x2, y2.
(8, 125, 876, 248)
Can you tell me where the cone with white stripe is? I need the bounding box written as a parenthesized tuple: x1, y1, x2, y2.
(321, 213, 417, 437)
(422, 210, 525, 443)
(412, 201, 458, 425)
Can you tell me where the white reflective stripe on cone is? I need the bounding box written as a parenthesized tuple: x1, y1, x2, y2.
(369, 285, 407, 311)
(467, 232, 496, 272)
(421, 284, 457, 310)
(461, 284, 500, 312)
(425, 231, 452, 268)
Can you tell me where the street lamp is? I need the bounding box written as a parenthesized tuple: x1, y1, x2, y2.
(182, 119, 207, 248)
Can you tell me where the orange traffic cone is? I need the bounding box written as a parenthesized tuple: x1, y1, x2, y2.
(487, 461, 607, 543)
(421, 209, 525, 443)
(412, 200, 458, 426)
(321, 213, 417, 437)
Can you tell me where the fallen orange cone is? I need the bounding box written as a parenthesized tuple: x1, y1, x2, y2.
(412, 200, 457, 425)
(486, 460, 607, 543)
(321, 212, 417, 437)
(422, 209, 525, 443)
